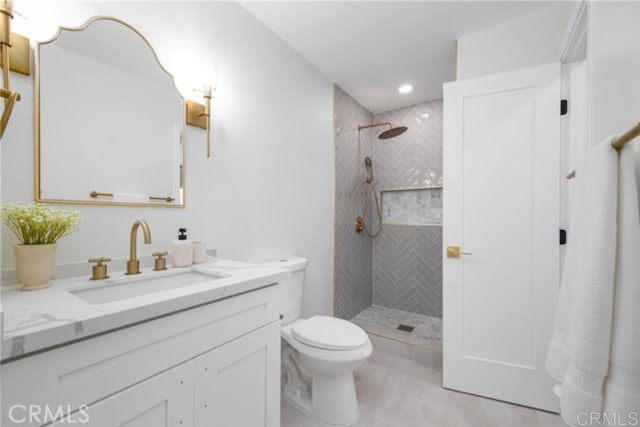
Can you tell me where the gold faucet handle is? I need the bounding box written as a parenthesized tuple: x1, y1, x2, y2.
(152, 251, 168, 271)
(88, 257, 111, 280)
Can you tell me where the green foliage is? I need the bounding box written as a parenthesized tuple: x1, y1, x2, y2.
(1, 204, 81, 245)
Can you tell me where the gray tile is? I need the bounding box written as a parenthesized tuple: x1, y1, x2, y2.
(444, 390, 490, 427)
(538, 410, 567, 427)
(414, 347, 443, 371)
(476, 396, 540, 427)
(282, 337, 559, 427)
(371, 100, 444, 319)
(334, 85, 374, 320)
(373, 225, 443, 317)
(373, 100, 443, 190)
(368, 334, 416, 361)
(352, 305, 442, 350)
(334, 89, 445, 321)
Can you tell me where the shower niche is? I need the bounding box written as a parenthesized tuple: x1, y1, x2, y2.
(381, 186, 443, 226)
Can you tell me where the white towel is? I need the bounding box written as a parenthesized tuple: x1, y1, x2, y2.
(603, 145, 640, 422)
(112, 193, 149, 203)
(546, 137, 640, 425)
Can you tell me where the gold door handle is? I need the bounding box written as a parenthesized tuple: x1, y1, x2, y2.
(446, 246, 472, 259)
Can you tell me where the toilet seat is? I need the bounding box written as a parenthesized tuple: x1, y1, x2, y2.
(292, 316, 369, 351)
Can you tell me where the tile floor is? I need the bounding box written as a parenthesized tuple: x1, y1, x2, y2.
(281, 334, 566, 427)
(351, 305, 443, 351)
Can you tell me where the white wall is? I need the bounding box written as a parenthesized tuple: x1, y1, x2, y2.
(1, 1, 335, 317)
(456, 2, 575, 80)
(587, 1, 640, 149)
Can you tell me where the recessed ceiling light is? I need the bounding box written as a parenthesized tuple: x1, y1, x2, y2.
(398, 84, 413, 94)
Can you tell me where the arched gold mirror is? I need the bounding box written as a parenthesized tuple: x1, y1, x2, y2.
(35, 16, 185, 207)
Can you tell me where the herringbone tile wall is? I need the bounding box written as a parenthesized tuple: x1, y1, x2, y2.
(373, 225, 443, 317)
(334, 87, 443, 319)
(373, 100, 443, 189)
(372, 101, 444, 317)
(334, 85, 374, 320)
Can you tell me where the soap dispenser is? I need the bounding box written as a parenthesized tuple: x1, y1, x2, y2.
(171, 228, 193, 267)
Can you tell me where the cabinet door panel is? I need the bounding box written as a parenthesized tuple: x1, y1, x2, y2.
(194, 322, 280, 427)
(1, 285, 279, 427)
(51, 361, 194, 427)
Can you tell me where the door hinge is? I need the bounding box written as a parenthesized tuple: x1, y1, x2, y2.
(560, 99, 568, 116)
(560, 229, 567, 245)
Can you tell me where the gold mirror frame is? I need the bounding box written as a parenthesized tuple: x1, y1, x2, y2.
(34, 16, 186, 208)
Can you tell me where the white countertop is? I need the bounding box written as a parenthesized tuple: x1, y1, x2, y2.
(0, 258, 290, 361)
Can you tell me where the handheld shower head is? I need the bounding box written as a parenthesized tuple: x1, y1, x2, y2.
(364, 157, 373, 183)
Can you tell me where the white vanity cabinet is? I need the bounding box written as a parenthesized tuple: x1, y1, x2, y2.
(194, 321, 281, 426)
(50, 360, 196, 427)
(1, 284, 282, 427)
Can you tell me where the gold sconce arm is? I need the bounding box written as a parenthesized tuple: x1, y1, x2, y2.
(203, 86, 211, 158)
(0, 84, 18, 138)
(0, 0, 22, 139)
(185, 85, 213, 158)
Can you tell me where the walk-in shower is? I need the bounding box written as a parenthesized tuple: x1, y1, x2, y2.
(333, 86, 443, 357)
(355, 122, 407, 237)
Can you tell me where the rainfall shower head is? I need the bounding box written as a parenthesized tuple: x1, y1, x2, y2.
(378, 126, 408, 139)
(358, 121, 408, 140)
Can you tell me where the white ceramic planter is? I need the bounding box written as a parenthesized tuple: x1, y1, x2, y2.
(14, 244, 57, 291)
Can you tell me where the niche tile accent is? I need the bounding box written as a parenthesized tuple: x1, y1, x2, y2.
(382, 187, 442, 225)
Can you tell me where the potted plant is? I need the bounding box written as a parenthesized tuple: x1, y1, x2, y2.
(1, 204, 81, 290)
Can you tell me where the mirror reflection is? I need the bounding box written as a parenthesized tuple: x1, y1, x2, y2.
(36, 17, 185, 207)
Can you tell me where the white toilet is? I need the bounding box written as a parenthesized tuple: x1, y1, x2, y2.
(270, 258, 372, 426)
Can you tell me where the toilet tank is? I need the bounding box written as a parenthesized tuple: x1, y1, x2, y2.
(264, 257, 308, 325)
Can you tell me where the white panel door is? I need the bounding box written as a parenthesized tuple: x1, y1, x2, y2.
(194, 321, 281, 427)
(443, 63, 561, 412)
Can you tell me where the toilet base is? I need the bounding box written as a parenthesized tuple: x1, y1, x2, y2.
(284, 373, 360, 426)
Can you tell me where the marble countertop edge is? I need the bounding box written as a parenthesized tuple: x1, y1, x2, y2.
(1, 258, 290, 362)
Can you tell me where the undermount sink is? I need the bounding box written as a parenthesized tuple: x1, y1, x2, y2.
(69, 268, 227, 305)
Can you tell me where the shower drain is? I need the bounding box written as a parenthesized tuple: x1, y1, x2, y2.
(397, 324, 415, 333)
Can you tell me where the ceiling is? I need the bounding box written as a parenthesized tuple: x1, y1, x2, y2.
(240, 1, 556, 113)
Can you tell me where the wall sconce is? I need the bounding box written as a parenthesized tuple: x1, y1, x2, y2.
(185, 85, 212, 158)
(0, 0, 28, 139)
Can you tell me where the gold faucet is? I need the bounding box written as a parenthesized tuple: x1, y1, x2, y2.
(126, 219, 152, 275)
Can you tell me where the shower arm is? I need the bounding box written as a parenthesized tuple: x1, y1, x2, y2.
(358, 122, 392, 132)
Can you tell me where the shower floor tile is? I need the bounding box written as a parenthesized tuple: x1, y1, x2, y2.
(351, 305, 442, 351)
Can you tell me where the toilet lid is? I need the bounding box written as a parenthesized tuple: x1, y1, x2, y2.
(292, 316, 369, 351)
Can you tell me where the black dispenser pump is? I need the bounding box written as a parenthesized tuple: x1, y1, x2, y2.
(178, 228, 187, 241)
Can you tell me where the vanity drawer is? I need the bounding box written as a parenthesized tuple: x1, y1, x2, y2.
(1, 284, 279, 427)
